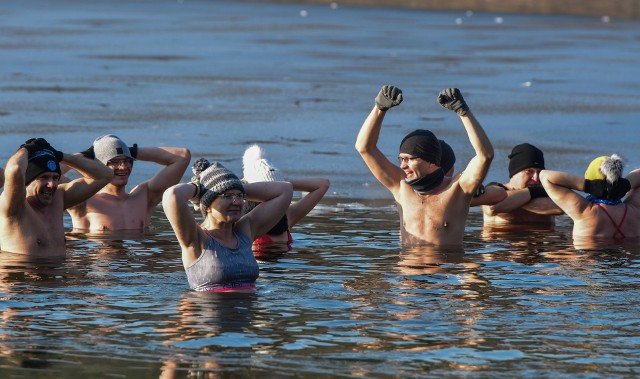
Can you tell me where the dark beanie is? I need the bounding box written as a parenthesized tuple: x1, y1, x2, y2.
(399, 129, 441, 166)
(508, 143, 545, 178)
(26, 149, 61, 185)
(439, 140, 456, 174)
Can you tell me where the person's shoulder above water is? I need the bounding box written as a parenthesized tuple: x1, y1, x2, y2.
(64, 134, 191, 232)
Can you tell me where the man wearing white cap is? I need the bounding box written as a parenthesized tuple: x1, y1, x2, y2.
(0, 138, 113, 256)
(65, 134, 191, 231)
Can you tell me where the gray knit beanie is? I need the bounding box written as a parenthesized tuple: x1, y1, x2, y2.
(191, 158, 244, 215)
(93, 134, 133, 165)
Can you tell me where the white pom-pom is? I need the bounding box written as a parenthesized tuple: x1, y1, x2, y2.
(243, 145, 266, 169)
(600, 154, 624, 183)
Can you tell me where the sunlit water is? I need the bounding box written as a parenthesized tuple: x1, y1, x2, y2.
(2, 205, 640, 378)
(2, 0, 640, 377)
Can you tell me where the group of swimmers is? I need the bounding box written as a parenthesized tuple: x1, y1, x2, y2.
(1, 85, 638, 292)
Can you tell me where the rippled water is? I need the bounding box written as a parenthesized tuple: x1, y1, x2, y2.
(2, 205, 640, 378)
(2, 0, 640, 377)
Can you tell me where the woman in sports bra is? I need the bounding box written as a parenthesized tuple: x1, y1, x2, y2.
(241, 145, 330, 253)
(162, 158, 293, 292)
(540, 154, 640, 242)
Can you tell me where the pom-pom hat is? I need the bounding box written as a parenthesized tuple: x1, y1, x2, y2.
(242, 145, 284, 183)
(191, 158, 244, 215)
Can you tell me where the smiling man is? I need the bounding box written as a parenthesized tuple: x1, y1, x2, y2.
(355, 86, 493, 246)
(65, 134, 191, 232)
(0, 138, 113, 256)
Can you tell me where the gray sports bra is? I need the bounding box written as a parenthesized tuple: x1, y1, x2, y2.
(184, 229, 259, 292)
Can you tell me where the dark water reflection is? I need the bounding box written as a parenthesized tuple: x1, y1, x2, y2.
(2, 205, 640, 377)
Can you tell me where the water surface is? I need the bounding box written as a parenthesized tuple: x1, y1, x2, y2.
(1, 1, 640, 377)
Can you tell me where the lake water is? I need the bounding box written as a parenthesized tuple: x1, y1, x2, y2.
(1, 0, 640, 377)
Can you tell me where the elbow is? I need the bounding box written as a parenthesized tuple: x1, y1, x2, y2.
(179, 148, 192, 161)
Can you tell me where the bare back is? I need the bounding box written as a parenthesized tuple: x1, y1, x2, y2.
(573, 201, 640, 239)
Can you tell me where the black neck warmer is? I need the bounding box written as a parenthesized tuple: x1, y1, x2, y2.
(406, 168, 445, 194)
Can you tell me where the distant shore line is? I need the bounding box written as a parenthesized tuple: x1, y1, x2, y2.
(251, 0, 640, 19)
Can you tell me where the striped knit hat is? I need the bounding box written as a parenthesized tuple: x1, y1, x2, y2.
(191, 158, 244, 214)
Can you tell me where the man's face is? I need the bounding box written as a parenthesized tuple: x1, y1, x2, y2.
(106, 156, 133, 186)
(27, 172, 60, 206)
(398, 154, 438, 181)
(510, 167, 542, 189)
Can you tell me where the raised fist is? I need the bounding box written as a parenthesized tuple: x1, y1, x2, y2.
(375, 85, 403, 111)
(437, 88, 469, 116)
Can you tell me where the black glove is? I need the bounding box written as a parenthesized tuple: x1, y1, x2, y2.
(80, 145, 95, 160)
(375, 85, 403, 111)
(583, 179, 608, 198)
(437, 88, 469, 116)
(129, 144, 138, 159)
(473, 183, 485, 198)
(41, 140, 64, 162)
(20, 138, 49, 157)
(528, 185, 548, 199)
(606, 179, 631, 200)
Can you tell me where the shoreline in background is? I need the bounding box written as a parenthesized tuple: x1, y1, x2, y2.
(250, 0, 640, 19)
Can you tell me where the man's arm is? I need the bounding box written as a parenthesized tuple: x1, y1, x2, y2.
(0, 166, 4, 188)
(136, 147, 191, 208)
(470, 184, 507, 207)
(438, 88, 494, 196)
(483, 187, 559, 215)
(61, 153, 114, 209)
(355, 86, 405, 194)
(0, 148, 28, 218)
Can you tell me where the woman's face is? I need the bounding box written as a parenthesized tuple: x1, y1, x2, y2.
(207, 190, 246, 223)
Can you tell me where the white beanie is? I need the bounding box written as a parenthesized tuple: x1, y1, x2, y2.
(242, 145, 284, 183)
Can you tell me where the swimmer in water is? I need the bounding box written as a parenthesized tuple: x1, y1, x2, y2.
(241, 144, 330, 252)
(540, 154, 640, 240)
(64, 134, 191, 232)
(0, 138, 112, 256)
(355, 86, 493, 246)
(162, 158, 292, 292)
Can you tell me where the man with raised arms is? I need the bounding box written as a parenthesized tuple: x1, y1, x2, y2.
(65, 134, 191, 231)
(355, 86, 493, 245)
(0, 138, 113, 256)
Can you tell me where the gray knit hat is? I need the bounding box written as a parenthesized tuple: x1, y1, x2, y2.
(93, 134, 133, 165)
(191, 158, 244, 214)
(242, 144, 285, 183)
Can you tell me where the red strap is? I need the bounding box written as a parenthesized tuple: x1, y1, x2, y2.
(598, 203, 627, 239)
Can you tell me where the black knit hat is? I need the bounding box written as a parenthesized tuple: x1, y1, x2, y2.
(508, 143, 545, 178)
(26, 149, 61, 184)
(399, 129, 441, 166)
(439, 140, 456, 174)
